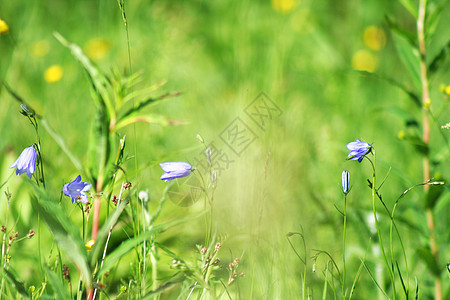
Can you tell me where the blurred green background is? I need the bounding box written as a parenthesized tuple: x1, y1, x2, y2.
(0, 0, 449, 298)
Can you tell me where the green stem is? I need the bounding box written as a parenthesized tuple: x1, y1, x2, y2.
(342, 194, 347, 300)
(417, 0, 442, 299)
(368, 151, 396, 298)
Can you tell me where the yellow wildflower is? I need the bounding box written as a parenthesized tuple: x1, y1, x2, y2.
(445, 85, 450, 95)
(0, 18, 9, 34)
(85, 240, 95, 251)
(44, 65, 63, 83)
(272, 0, 298, 14)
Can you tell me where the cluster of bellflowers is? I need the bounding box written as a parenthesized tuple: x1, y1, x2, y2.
(10, 145, 194, 204)
(341, 138, 373, 193)
(9, 146, 92, 204)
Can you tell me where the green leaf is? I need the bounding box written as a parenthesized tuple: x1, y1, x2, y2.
(1, 268, 29, 298)
(415, 246, 440, 276)
(45, 268, 70, 300)
(118, 92, 181, 123)
(405, 134, 429, 155)
(355, 71, 420, 107)
(98, 212, 203, 276)
(90, 196, 130, 266)
(428, 39, 450, 75)
(121, 80, 168, 106)
(425, 0, 447, 41)
(115, 114, 182, 131)
(385, 16, 417, 46)
(53, 32, 116, 122)
(425, 179, 446, 209)
(31, 186, 92, 289)
(392, 30, 422, 90)
(87, 104, 111, 185)
(141, 279, 185, 299)
(398, 0, 418, 18)
(384, 107, 419, 127)
(40, 118, 84, 172)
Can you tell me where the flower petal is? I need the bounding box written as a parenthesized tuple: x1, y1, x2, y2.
(159, 162, 191, 172)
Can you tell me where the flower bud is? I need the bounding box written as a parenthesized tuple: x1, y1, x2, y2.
(342, 170, 349, 194)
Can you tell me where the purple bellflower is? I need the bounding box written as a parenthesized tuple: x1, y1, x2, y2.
(346, 139, 372, 163)
(9, 145, 37, 178)
(160, 162, 192, 182)
(342, 170, 349, 194)
(63, 175, 91, 204)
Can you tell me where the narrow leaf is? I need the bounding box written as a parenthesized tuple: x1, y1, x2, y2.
(1, 269, 28, 298)
(31, 186, 92, 288)
(415, 247, 440, 276)
(118, 92, 181, 121)
(53, 32, 116, 121)
(392, 30, 422, 90)
(40, 118, 84, 172)
(428, 39, 450, 75)
(398, 0, 418, 18)
(115, 114, 182, 131)
(99, 212, 203, 276)
(45, 268, 70, 300)
(90, 196, 130, 266)
(355, 71, 420, 107)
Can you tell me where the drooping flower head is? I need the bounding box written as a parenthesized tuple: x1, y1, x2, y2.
(342, 170, 349, 194)
(160, 162, 192, 182)
(63, 175, 91, 204)
(346, 139, 372, 163)
(9, 145, 37, 178)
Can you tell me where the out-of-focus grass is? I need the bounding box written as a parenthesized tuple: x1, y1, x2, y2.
(0, 0, 449, 298)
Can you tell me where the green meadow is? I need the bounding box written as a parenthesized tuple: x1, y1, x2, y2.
(0, 0, 449, 299)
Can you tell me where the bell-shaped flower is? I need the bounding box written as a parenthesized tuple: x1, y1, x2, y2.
(9, 145, 37, 178)
(63, 175, 91, 204)
(346, 139, 372, 162)
(160, 162, 192, 182)
(342, 170, 349, 194)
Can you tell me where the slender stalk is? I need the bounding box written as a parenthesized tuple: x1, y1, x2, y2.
(91, 179, 103, 241)
(417, 1, 441, 299)
(150, 243, 158, 300)
(0, 190, 11, 300)
(342, 194, 347, 300)
(368, 152, 396, 298)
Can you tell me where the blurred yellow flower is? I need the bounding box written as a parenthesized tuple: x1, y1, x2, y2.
(272, 0, 298, 14)
(397, 130, 406, 139)
(44, 65, 63, 83)
(351, 50, 378, 73)
(363, 26, 386, 51)
(0, 18, 9, 34)
(30, 40, 50, 57)
(84, 38, 111, 61)
(85, 240, 95, 251)
(445, 85, 450, 95)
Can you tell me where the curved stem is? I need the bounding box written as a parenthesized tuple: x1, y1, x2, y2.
(369, 150, 396, 299)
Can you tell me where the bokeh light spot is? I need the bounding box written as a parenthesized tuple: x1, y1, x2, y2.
(351, 50, 378, 72)
(363, 26, 386, 51)
(30, 40, 50, 57)
(84, 38, 111, 61)
(44, 65, 64, 83)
